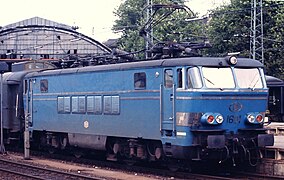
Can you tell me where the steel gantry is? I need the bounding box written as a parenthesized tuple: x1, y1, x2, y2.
(250, 0, 264, 63)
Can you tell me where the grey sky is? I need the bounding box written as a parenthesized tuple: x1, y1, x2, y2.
(0, 0, 229, 41)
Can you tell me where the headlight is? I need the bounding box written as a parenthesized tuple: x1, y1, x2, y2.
(256, 114, 264, 123)
(246, 113, 264, 124)
(201, 113, 224, 125)
(247, 114, 255, 123)
(207, 115, 215, 124)
(229, 56, 238, 65)
(215, 115, 224, 124)
(225, 55, 238, 65)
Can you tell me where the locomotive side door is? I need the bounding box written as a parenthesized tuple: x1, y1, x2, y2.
(24, 79, 33, 128)
(161, 69, 176, 137)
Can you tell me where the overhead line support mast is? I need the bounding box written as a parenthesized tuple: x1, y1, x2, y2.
(250, 0, 264, 64)
(146, 0, 153, 59)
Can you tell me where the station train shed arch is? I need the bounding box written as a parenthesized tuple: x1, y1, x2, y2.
(0, 17, 111, 69)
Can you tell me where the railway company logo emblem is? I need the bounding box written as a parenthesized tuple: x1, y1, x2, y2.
(84, 120, 89, 128)
(229, 102, 243, 112)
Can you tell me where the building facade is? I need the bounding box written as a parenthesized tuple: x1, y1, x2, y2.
(0, 17, 111, 67)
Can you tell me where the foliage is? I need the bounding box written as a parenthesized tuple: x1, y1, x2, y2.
(113, 0, 284, 79)
(207, 0, 284, 79)
(112, 0, 145, 54)
(262, 1, 284, 79)
(206, 0, 251, 57)
(112, 0, 205, 59)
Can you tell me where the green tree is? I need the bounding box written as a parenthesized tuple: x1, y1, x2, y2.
(207, 0, 284, 79)
(112, 0, 205, 59)
(113, 0, 145, 54)
(206, 0, 251, 57)
(113, 0, 283, 79)
(263, 1, 284, 79)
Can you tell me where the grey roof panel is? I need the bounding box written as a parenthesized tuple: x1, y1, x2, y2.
(25, 57, 265, 78)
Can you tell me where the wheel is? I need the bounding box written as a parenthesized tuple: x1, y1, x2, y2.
(48, 147, 56, 154)
(166, 159, 181, 172)
(124, 159, 136, 166)
(74, 153, 82, 158)
(73, 149, 84, 158)
(167, 164, 179, 172)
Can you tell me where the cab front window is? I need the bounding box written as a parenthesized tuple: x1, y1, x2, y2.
(201, 67, 235, 89)
(235, 68, 264, 89)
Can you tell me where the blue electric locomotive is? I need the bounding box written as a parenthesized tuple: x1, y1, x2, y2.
(22, 56, 273, 168)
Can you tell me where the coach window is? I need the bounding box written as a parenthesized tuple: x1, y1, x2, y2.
(72, 96, 86, 113)
(87, 96, 95, 113)
(64, 97, 71, 113)
(78, 96, 86, 113)
(94, 96, 102, 114)
(104, 95, 120, 115)
(164, 69, 173, 88)
(104, 96, 112, 114)
(71, 96, 79, 113)
(57, 96, 71, 113)
(87, 96, 102, 114)
(134, 72, 146, 89)
(57, 97, 64, 113)
(111, 96, 120, 114)
(40, 79, 48, 93)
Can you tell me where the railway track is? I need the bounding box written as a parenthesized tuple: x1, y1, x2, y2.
(25, 151, 233, 179)
(0, 158, 104, 180)
(228, 170, 284, 180)
(2, 150, 284, 180)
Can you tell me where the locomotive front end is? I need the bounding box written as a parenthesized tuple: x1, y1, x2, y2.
(164, 57, 274, 167)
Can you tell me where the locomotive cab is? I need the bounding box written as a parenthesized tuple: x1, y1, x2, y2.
(160, 56, 274, 165)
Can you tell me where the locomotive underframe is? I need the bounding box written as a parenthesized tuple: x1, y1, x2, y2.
(4, 123, 274, 169)
(163, 128, 274, 165)
(26, 127, 274, 167)
(31, 130, 165, 162)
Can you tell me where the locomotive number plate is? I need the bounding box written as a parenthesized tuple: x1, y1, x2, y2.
(226, 115, 241, 124)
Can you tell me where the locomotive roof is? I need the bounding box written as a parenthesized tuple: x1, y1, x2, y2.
(25, 57, 264, 78)
(3, 71, 31, 85)
(266, 75, 284, 87)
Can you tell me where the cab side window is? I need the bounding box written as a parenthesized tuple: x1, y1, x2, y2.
(134, 72, 146, 89)
(187, 67, 202, 89)
(177, 68, 182, 88)
(24, 80, 28, 94)
(40, 79, 48, 93)
(164, 69, 173, 88)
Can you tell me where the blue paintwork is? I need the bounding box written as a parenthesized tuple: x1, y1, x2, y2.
(24, 57, 269, 150)
(28, 67, 162, 140)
